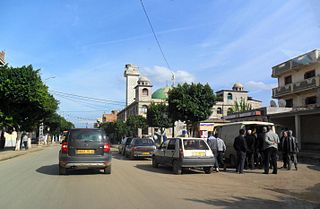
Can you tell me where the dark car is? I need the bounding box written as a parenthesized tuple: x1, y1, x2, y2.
(125, 138, 156, 159)
(118, 137, 132, 155)
(58, 128, 112, 175)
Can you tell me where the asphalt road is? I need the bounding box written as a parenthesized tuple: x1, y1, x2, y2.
(0, 146, 319, 209)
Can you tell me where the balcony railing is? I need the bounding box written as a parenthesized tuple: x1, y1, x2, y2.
(272, 49, 319, 77)
(272, 76, 320, 98)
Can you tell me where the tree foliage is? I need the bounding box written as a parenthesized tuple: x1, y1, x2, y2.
(231, 98, 252, 113)
(0, 64, 58, 131)
(126, 115, 147, 137)
(44, 113, 74, 134)
(147, 103, 171, 130)
(101, 120, 128, 143)
(168, 83, 216, 135)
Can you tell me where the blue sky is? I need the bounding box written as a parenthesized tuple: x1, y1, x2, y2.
(1, 0, 319, 127)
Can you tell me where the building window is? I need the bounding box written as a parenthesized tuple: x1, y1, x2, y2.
(285, 99, 293, 107)
(305, 96, 317, 105)
(142, 88, 148, 96)
(141, 105, 148, 113)
(217, 107, 222, 114)
(227, 93, 233, 100)
(304, 70, 315, 80)
(284, 75, 292, 85)
(227, 108, 233, 114)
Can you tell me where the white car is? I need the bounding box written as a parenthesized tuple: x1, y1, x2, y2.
(152, 137, 215, 174)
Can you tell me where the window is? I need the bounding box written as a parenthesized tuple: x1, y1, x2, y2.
(167, 139, 176, 150)
(284, 75, 292, 85)
(305, 96, 317, 105)
(142, 88, 148, 96)
(285, 99, 293, 107)
(227, 93, 233, 100)
(304, 70, 315, 79)
(183, 139, 209, 150)
(141, 105, 148, 113)
(134, 138, 155, 146)
(217, 107, 222, 114)
(227, 108, 233, 114)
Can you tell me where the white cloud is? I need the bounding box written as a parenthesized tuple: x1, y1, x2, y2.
(246, 81, 277, 91)
(141, 66, 196, 85)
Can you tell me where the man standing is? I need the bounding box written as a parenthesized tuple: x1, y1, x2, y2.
(245, 130, 256, 169)
(263, 126, 279, 174)
(216, 134, 226, 171)
(208, 133, 219, 171)
(233, 129, 247, 174)
(283, 130, 298, 170)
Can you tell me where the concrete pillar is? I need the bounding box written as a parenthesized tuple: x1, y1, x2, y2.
(295, 114, 301, 150)
(137, 128, 142, 137)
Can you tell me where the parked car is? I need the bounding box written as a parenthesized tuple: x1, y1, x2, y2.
(58, 128, 112, 175)
(152, 137, 214, 175)
(118, 137, 133, 155)
(125, 138, 156, 159)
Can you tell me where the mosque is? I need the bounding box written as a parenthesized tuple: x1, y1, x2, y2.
(117, 64, 262, 137)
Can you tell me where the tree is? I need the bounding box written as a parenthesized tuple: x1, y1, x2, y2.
(168, 83, 216, 136)
(126, 115, 147, 137)
(147, 103, 171, 143)
(0, 65, 58, 131)
(44, 113, 74, 135)
(100, 120, 127, 144)
(231, 98, 252, 113)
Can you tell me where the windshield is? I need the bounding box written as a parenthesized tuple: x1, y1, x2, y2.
(69, 129, 105, 142)
(183, 139, 209, 150)
(134, 138, 155, 146)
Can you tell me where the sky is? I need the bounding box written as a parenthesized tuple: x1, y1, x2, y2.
(1, 0, 319, 127)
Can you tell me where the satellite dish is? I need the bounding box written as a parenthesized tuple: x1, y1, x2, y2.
(270, 100, 277, 107)
(278, 99, 286, 107)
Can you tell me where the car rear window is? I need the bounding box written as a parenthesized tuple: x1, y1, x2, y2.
(183, 139, 209, 150)
(125, 138, 132, 145)
(69, 129, 105, 142)
(134, 138, 155, 146)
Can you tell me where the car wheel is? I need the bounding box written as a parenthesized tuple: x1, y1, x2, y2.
(152, 157, 159, 168)
(59, 165, 68, 175)
(104, 166, 111, 174)
(230, 154, 236, 168)
(203, 167, 213, 174)
(173, 160, 182, 175)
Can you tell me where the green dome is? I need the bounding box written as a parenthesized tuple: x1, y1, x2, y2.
(152, 87, 172, 100)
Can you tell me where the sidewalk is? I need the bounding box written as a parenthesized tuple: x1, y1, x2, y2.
(0, 144, 52, 162)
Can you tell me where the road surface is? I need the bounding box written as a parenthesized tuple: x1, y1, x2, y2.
(0, 146, 319, 209)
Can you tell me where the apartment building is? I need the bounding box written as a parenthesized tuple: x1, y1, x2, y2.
(272, 49, 320, 108)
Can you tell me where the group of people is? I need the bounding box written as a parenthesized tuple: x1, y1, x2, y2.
(207, 126, 299, 175)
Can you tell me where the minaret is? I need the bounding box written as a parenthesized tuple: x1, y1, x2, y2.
(124, 64, 140, 106)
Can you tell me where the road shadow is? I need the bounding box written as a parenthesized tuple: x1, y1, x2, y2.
(36, 164, 103, 176)
(112, 153, 151, 162)
(135, 164, 206, 175)
(185, 196, 320, 209)
(266, 183, 320, 204)
(307, 165, 320, 171)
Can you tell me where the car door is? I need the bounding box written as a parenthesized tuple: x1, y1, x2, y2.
(164, 139, 176, 165)
(157, 140, 168, 164)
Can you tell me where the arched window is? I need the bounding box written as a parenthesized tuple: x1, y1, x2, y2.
(227, 108, 233, 114)
(142, 88, 148, 96)
(141, 105, 148, 113)
(217, 107, 222, 114)
(227, 93, 233, 100)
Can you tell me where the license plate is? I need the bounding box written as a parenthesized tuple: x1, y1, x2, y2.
(142, 152, 150, 155)
(76, 149, 95, 154)
(192, 152, 205, 157)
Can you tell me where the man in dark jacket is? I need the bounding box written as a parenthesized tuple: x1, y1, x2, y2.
(283, 130, 298, 170)
(245, 129, 256, 169)
(233, 129, 247, 174)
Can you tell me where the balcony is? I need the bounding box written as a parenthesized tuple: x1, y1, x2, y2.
(272, 49, 320, 77)
(272, 76, 320, 98)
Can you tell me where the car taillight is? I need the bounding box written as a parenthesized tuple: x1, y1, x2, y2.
(61, 141, 68, 153)
(103, 143, 110, 152)
(179, 148, 184, 159)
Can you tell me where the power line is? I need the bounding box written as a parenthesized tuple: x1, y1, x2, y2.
(140, 0, 172, 70)
(50, 90, 126, 105)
